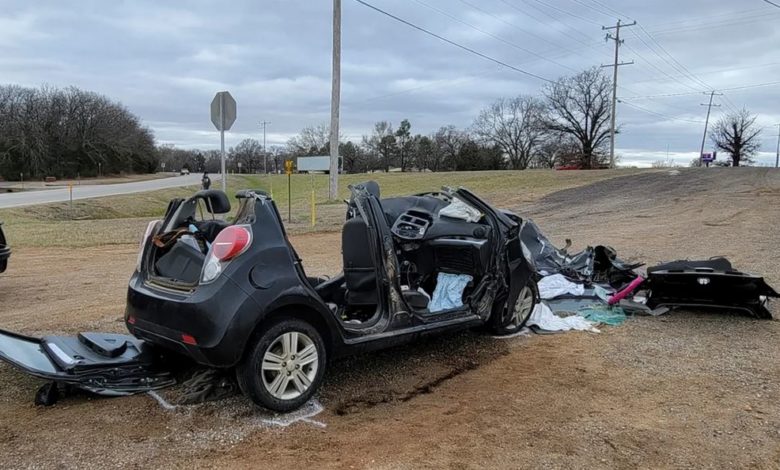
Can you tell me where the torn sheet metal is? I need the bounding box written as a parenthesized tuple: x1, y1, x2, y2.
(520, 219, 641, 286)
(0, 329, 174, 400)
(646, 258, 779, 319)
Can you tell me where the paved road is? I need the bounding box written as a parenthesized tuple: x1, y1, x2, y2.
(0, 174, 220, 209)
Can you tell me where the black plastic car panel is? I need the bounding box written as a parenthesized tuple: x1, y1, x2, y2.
(0, 328, 174, 395)
(0, 221, 10, 273)
(646, 258, 780, 318)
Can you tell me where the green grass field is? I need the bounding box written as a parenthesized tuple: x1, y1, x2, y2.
(0, 169, 648, 248)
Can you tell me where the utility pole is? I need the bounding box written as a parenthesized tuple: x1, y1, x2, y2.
(601, 19, 635, 169)
(698, 91, 722, 167)
(775, 123, 780, 168)
(329, 0, 341, 200)
(260, 121, 271, 174)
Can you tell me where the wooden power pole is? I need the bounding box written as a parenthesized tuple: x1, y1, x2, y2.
(601, 19, 635, 169)
(329, 0, 341, 200)
(698, 91, 721, 167)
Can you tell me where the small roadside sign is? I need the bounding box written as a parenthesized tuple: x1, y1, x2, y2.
(210, 91, 237, 192)
(285, 160, 294, 175)
(210, 92, 236, 131)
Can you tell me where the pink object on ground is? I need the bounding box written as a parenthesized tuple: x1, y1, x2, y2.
(608, 276, 645, 305)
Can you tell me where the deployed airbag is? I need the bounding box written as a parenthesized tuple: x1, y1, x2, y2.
(429, 273, 473, 313)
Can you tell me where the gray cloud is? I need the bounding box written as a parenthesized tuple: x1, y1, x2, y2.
(2, 0, 780, 166)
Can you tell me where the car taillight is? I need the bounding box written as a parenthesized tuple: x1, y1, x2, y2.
(201, 225, 252, 283)
(136, 220, 160, 272)
(212, 226, 251, 261)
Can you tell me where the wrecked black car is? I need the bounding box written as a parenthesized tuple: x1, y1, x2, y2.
(0, 221, 9, 273)
(123, 183, 538, 411)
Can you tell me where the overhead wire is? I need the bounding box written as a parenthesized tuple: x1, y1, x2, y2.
(353, 0, 553, 83)
(411, 0, 578, 72)
(523, 0, 603, 25)
(459, 0, 600, 60)
(619, 100, 704, 124)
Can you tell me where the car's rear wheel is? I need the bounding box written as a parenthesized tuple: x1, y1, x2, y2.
(494, 280, 538, 335)
(236, 318, 326, 412)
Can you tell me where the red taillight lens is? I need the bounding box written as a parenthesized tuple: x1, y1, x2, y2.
(211, 226, 251, 261)
(181, 334, 197, 345)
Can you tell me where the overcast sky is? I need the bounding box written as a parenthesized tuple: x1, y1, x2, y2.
(2, 0, 780, 167)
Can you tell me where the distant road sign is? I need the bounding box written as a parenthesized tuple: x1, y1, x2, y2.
(210, 91, 236, 131)
(285, 160, 293, 175)
(701, 152, 715, 162)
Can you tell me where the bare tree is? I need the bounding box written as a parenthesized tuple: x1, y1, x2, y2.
(431, 125, 467, 172)
(0, 84, 156, 180)
(395, 119, 412, 172)
(534, 136, 580, 168)
(472, 95, 546, 170)
(362, 121, 396, 172)
(287, 123, 331, 155)
(229, 138, 263, 173)
(543, 67, 612, 169)
(710, 108, 761, 167)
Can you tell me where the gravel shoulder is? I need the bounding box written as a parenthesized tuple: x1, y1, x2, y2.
(0, 168, 779, 469)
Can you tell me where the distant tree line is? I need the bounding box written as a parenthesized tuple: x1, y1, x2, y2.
(160, 67, 618, 175)
(0, 85, 157, 180)
(281, 67, 615, 173)
(5, 66, 761, 180)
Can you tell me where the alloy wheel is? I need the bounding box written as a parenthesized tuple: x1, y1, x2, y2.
(261, 331, 319, 400)
(508, 285, 535, 328)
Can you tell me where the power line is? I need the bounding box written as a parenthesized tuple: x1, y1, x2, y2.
(625, 80, 780, 99)
(635, 24, 711, 91)
(646, 12, 780, 37)
(511, 0, 603, 48)
(629, 61, 780, 86)
(623, 42, 702, 93)
(619, 100, 704, 124)
(762, 0, 780, 8)
(411, 0, 577, 72)
(464, 0, 599, 61)
(525, 0, 603, 25)
(354, 0, 553, 82)
(575, 0, 632, 21)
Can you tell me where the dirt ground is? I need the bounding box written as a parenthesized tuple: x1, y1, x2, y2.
(0, 168, 779, 469)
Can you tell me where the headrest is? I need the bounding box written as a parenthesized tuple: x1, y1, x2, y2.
(193, 189, 231, 214)
(360, 181, 380, 199)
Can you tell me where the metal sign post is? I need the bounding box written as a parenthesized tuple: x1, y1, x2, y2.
(285, 160, 293, 223)
(210, 91, 237, 192)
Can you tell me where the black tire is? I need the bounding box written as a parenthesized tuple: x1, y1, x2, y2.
(493, 279, 539, 335)
(236, 318, 326, 412)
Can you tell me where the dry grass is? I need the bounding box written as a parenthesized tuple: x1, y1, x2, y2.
(0, 169, 650, 248)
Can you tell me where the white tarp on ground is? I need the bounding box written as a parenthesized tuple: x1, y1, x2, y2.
(527, 303, 600, 333)
(537, 274, 586, 299)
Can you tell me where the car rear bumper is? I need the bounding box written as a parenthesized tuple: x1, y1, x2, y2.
(125, 271, 259, 368)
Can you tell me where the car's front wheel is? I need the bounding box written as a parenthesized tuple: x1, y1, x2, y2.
(493, 280, 538, 335)
(236, 318, 326, 412)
